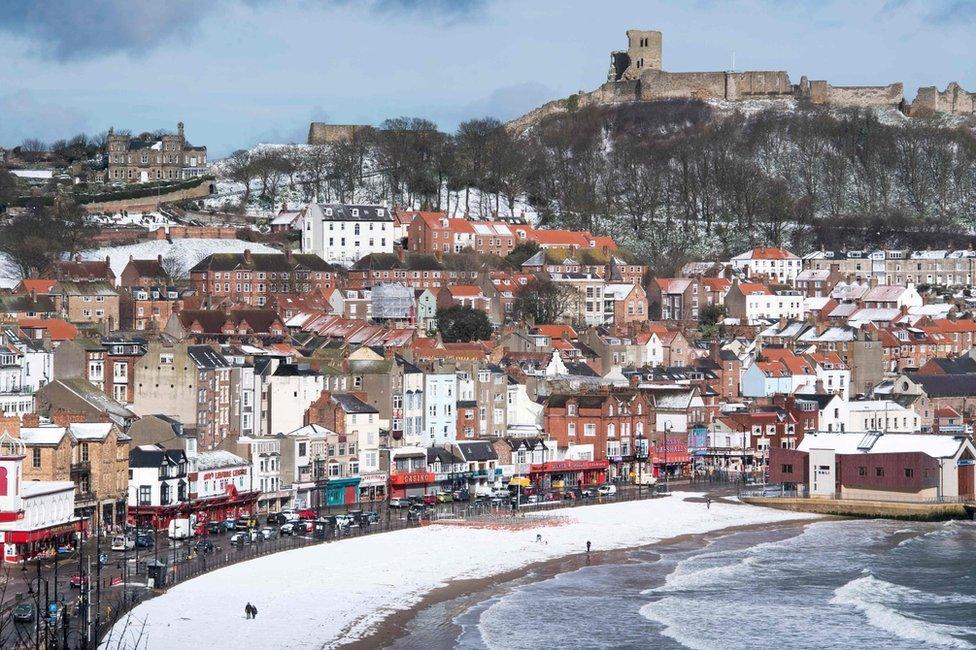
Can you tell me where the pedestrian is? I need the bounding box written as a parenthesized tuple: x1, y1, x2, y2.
(705, 496, 712, 510)
(586, 540, 591, 553)
(245, 602, 253, 619)
(252, 604, 258, 619)
(536, 533, 542, 543)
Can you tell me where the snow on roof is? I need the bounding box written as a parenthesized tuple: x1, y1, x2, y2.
(11, 169, 54, 180)
(21, 480, 75, 498)
(196, 450, 248, 470)
(20, 427, 68, 446)
(69, 422, 113, 441)
(798, 431, 967, 458)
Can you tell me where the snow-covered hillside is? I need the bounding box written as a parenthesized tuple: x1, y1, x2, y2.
(77, 238, 279, 280)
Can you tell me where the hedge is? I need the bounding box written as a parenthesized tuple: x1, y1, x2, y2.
(10, 175, 214, 207)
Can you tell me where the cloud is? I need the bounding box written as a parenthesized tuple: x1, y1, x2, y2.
(0, 0, 487, 62)
(0, 0, 219, 61)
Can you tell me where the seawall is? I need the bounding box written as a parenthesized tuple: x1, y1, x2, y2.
(741, 496, 972, 521)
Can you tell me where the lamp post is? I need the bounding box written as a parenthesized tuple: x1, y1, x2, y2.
(663, 422, 673, 494)
(636, 434, 646, 499)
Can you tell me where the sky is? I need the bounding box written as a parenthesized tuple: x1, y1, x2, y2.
(1, 0, 974, 158)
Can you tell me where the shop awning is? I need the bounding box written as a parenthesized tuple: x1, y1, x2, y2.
(508, 477, 531, 487)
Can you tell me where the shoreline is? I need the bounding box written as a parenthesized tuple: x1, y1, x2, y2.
(343, 516, 823, 649)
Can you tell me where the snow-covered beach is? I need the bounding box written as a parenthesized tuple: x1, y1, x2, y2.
(108, 494, 816, 649)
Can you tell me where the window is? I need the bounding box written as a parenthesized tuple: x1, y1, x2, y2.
(781, 464, 793, 474)
(875, 467, 884, 477)
(32, 448, 41, 469)
(138, 485, 151, 505)
(858, 466, 866, 476)
(904, 468, 914, 478)
(298, 442, 307, 457)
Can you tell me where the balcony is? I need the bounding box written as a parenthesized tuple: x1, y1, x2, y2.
(70, 461, 91, 475)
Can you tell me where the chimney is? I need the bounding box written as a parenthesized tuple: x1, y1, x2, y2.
(129, 254, 134, 262)
(157, 254, 163, 265)
(243, 248, 253, 264)
(20, 413, 39, 428)
(105, 255, 111, 267)
(51, 410, 88, 427)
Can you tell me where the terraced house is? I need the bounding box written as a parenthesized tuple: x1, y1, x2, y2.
(189, 249, 341, 307)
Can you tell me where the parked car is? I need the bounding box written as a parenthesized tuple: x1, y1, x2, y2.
(597, 484, 617, 497)
(422, 494, 437, 506)
(346, 509, 364, 524)
(259, 528, 274, 540)
(230, 532, 250, 545)
(12, 602, 34, 623)
(360, 511, 379, 525)
(279, 523, 295, 536)
(206, 521, 223, 535)
(389, 498, 409, 509)
(111, 535, 134, 552)
(580, 488, 595, 499)
(193, 540, 215, 554)
(222, 518, 237, 531)
(296, 508, 317, 520)
(451, 490, 470, 502)
(135, 534, 154, 548)
(334, 514, 354, 528)
(69, 574, 88, 589)
(526, 494, 542, 504)
(435, 491, 453, 503)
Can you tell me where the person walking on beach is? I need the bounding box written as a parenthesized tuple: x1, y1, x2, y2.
(245, 602, 253, 619)
(586, 540, 591, 554)
(705, 496, 712, 510)
(252, 604, 259, 619)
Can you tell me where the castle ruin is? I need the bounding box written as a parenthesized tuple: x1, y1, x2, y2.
(507, 29, 975, 133)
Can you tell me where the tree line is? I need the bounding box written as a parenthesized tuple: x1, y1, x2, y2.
(227, 101, 976, 275)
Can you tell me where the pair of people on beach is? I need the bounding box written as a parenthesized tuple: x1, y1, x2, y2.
(245, 602, 259, 619)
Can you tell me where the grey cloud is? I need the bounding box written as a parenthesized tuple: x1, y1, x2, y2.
(0, 0, 487, 62)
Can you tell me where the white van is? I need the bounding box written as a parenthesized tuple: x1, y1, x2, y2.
(111, 535, 134, 552)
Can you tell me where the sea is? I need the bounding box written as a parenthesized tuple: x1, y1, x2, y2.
(388, 519, 976, 649)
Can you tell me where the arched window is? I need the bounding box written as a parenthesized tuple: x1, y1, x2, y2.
(607, 424, 616, 439)
(0, 466, 7, 496)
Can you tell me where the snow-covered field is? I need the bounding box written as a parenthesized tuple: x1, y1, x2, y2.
(78, 238, 279, 280)
(108, 494, 815, 649)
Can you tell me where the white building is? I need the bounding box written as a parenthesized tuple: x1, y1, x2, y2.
(729, 247, 801, 284)
(395, 356, 425, 447)
(819, 399, 919, 433)
(265, 363, 324, 436)
(194, 450, 253, 500)
(423, 368, 456, 445)
(232, 436, 288, 513)
(301, 203, 394, 267)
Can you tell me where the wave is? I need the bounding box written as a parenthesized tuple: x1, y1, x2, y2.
(639, 597, 716, 650)
(831, 575, 976, 648)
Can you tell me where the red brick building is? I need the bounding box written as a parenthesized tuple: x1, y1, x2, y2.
(189, 249, 341, 307)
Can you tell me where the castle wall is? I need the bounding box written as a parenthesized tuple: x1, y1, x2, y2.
(307, 123, 367, 145)
(825, 83, 903, 109)
(911, 83, 976, 116)
(727, 71, 793, 100)
(639, 70, 727, 101)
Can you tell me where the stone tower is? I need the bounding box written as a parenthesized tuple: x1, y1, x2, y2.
(609, 29, 662, 82)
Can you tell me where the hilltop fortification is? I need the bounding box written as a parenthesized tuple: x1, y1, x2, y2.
(508, 29, 975, 133)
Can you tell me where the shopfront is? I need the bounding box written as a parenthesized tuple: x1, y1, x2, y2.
(529, 459, 609, 491)
(651, 436, 691, 478)
(358, 472, 388, 503)
(1, 519, 87, 564)
(324, 477, 361, 508)
(389, 471, 435, 499)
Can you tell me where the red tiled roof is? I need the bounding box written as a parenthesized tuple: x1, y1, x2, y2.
(16, 318, 78, 341)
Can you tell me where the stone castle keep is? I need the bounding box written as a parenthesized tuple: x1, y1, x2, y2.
(507, 29, 976, 133)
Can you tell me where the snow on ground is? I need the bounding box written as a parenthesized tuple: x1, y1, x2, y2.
(108, 494, 816, 649)
(78, 239, 279, 280)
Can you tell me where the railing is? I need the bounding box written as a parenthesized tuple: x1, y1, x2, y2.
(738, 484, 969, 504)
(71, 461, 91, 474)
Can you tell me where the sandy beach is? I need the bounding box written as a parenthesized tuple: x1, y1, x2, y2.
(106, 493, 819, 649)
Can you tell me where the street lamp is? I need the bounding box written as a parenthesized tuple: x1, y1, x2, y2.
(636, 434, 646, 499)
(663, 422, 673, 494)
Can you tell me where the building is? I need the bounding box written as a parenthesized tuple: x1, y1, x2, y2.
(53, 336, 146, 404)
(189, 249, 341, 307)
(106, 122, 207, 183)
(724, 282, 802, 325)
(729, 247, 801, 284)
(132, 342, 239, 449)
(127, 444, 190, 529)
(0, 432, 83, 564)
(301, 203, 395, 267)
(55, 281, 120, 329)
(769, 431, 976, 501)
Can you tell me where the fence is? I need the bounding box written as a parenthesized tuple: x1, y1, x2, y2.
(738, 484, 969, 505)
